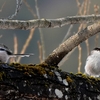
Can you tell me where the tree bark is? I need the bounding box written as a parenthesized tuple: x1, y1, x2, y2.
(0, 63, 100, 100)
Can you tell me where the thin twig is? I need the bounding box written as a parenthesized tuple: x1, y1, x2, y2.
(7, 0, 23, 19)
(23, 0, 37, 18)
(10, 34, 18, 63)
(35, 0, 45, 61)
(16, 28, 35, 62)
(94, 4, 99, 47)
(77, 45, 82, 72)
(62, 24, 73, 43)
(77, 0, 91, 72)
(37, 41, 43, 63)
(77, 25, 82, 73)
(14, 34, 18, 54)
(76, 0, 84, 15)
(84, 0, 90, 56)
(76, 0, 84, 72)
(20, 0, 37, 64)
(0, 1, 6, 12)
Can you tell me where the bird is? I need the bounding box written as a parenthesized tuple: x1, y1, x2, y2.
(0, 43, 34, 63)
(84, 47, 100, 77)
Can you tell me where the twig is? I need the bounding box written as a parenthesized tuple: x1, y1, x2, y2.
(14, 34, 18, 54)
(10, 34, 18, 63)
(77, 45, 82, 72)
(94, 4, 99, 47)
(62, 24, 73, 43)
(35, 0, 46, 61)
(77, 25, 82, 73)
(84, 0, 90, 56)
(0, 1, 6, 12)
(76, 0, 84, 15)
(23, 0, 37, 18)
(37, 41, 43, 63)
(85, 0, 90, 56)
(7, 0, 23, 19)
(76, 0, 84, 72)
(16, 28, 35, 62)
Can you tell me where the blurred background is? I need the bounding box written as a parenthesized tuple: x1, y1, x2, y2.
(0, 0, 100, 74)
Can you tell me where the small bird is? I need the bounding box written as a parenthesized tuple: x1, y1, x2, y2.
(0, 44, 34, 63)
(84, 47, 100, 77)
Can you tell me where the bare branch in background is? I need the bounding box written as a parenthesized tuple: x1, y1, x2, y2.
(14, 34, 18, 54)
(6, 0, 23, 19)
(61, 24, 73, 43)
(84, 0, 90, 56)
(77, 24, 82, 72)
(0, 1, 6, 12)
(35, 0, 46, 61)
(23, 0, 46, 62)
(78, 45, 82, 72)
(17, 28, 35, 62)
(76, 0, 84, 72)
(0, 14, 100, 29)
(10, 34, 18, 63)
(94, 4, 99, 47)
(37, 41, 43, 63)
(23, 0, 37, 18)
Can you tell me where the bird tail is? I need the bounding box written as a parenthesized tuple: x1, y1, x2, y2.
(9, 53, 34, 57)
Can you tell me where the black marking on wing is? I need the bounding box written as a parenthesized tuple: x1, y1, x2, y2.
(0, 48, 12, 55)
(6, 50, 12, 55)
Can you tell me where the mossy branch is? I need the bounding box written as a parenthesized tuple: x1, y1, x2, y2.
(0, 63, 100, 100)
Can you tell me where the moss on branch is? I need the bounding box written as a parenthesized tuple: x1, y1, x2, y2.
(0, 63, 100, 100)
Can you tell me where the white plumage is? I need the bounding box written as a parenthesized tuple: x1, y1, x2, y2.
(85, 48, 100, 77)
(0, 50, 9, 63)
(0, 44, 34, 63)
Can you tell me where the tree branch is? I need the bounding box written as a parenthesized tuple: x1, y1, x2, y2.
(7, 0, 23, 19)
(0, 63, 100, 100)
(43, 23, 100, 66)
(1, 14, 100, 29)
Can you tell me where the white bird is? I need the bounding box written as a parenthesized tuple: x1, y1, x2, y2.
(0, 44, 34, 63)
(84, 47, 100, 77)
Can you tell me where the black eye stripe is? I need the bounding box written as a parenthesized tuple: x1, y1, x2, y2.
(0, 48, 6, 51)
